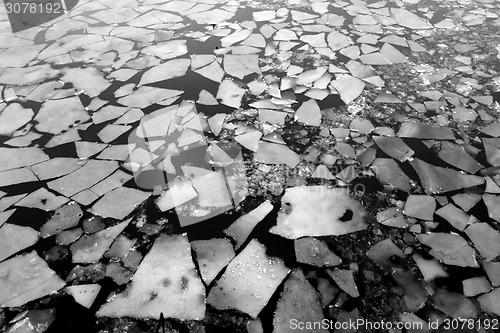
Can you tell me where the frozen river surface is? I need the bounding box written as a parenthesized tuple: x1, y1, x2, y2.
(0, 0, 500, 332)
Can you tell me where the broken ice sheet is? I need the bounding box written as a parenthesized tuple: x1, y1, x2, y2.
(47, 160, 119, 197)
(89, 187, 150, 220)
(392, 270, 428, 312)
(436, 203, 474, 231)
(410, 158, 484, 194)
(234, 131, 262, 152)
(216, 79, 246, 109)
(270, 186, 367, 239)
(327, 31, 352, 51)
(0, 167, 38, 187)
(371, 158, 411, 192)
(432, 289, 478, 319)
(254, 141, 300, 167)
(35, 97, 90, 135)
(0, 65, 59, 86)
(14, 187, 68, 211)
(190, 171, 232, 209)
(373, 136, 414, 162)
(31, 158, 82, 181)
(61, 67, 111, 98)
(224, 54, 261, 79)
(97, 234, 205, 320)
(452, 193, 481, 212)
(188, 8, 235, 25)
(241, 33, 266, 48)
(191, 54, 216, 70)
(224, 200, 273, 250)
(330, 75, 365, 104)
(97, 124, 132, 143)
(45, 128, 82, 149)
(106, 262, 132, 285)
(155, 178, 198, 213)
(327, 268, 360, 298)
(40, 202, 84, 238)
(0, 103, 34, 136)
(483, 139, 500, 167)
(0, 147, 49, 173)
(483, 194, 500, 222)
(191, 238, 235, 285)
(0, 194, 27, 213)
(140, 58, 190, 85)
(133, 104, 178, 139)
(55, 228, 83, 246)
(295, 67, 328, 86)
(478, 288, 500, 316)
(0, 210, 15, 228)
(0, 223, 39, 262)
(207, 239, 290, 318)
(390, 8, 432, 30)
(97, 145, 131, 161)
(65, 284, 101, 309)
(3, 308, 56, 332)
(294, 237, 342, 267)
(90, 170, 133, 196)
(4, 132, 42, 148)
(295, 99, 321, 126)
(115, 108, 145, 125)
(463, 277, 493, 297)
(0, 44, 45, 67)
(404, 195, 435, 221)
(465, 223, 500, 261)
(376, 207, 408, 228)
(92, 105, 130, 125)
(273, 269, 328, 333)
(416, 233, 478, 267)
(193, 60, 224, 83)
(367, 239, 404, 271)
(117, 87, 183, 108)
(412, 252, 449, 282)
(75, 142, 108, 159)
(397, 120, 455, 140)
(437, 142, 483, 174)
(197, 89, 218, 105)
(104, 234, 136, 260)
(142, 40, 187, 60)
(0, 251, 65, 307)
(71, 219, 130, 264)
(107, 68, 138, 82)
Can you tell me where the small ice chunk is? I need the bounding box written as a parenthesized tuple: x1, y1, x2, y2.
(71, 219, 131, 264)
(65, 284, 101, 309)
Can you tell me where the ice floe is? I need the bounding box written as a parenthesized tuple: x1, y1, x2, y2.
(97, 234, 205, 320)
(207, 239, 290, 318)
(0, 251, 65, 307)
(270, 186, 367, 239)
